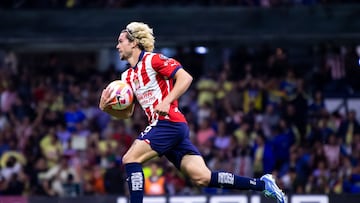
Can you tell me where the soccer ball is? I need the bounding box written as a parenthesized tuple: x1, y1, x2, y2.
(107, 80, 134, 110)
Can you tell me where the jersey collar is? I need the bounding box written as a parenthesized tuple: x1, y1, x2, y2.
(132, 50, 145, 69)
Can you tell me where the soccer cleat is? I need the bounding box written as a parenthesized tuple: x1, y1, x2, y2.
(260, 174, 286, 203)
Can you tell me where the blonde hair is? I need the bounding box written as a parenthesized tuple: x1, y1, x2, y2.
(126, 22, 155, 52)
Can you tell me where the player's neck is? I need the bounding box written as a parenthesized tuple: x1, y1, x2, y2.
(128, 49, 143, 67)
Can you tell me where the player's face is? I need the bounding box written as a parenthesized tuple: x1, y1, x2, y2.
(116, 32, 133, 60)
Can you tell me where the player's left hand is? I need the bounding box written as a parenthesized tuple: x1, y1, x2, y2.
(99, 87, 113, 111)
(154, 102, 170, 116)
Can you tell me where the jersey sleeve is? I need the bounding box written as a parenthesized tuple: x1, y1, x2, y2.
(151, 53, 182, 78)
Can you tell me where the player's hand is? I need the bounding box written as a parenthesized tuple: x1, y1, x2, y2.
(99, 87, 113, 111)
(154, 101, 170, 116)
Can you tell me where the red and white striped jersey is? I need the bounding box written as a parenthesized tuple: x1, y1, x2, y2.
(121, 51, 187, 125)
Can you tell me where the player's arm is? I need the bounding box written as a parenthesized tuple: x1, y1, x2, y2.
(103, 103, 134, 119)
(152, 55, 192, 115)
(154, 68, 192, 116)
(99, 87, 134, 119)
(162, 68, 193, 104)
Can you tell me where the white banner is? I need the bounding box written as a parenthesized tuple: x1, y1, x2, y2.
(117, 194, 329, 203)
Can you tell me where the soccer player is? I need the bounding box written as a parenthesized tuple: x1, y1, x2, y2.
(99, 22, 286, 203)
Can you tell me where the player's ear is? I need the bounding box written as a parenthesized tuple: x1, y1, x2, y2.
(131, 40, 138, 49)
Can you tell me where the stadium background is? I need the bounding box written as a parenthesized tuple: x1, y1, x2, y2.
(1, 1, 360, 203)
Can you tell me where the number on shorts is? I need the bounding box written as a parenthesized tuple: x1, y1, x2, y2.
(141, 126, 152, 137)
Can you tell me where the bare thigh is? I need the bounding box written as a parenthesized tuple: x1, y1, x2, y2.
(122, 139, 158, 164)
(180, 154, 211, 187)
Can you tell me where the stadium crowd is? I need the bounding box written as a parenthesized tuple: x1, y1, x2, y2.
(0, 0, 359, 9)
(0, 43, 360, 197)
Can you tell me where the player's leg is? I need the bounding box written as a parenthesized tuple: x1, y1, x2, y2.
(179, 154, 211, 186)
(180, 154, 286, 203)
(172, 126, 266, 191)
(122, 139, 158, 164)
(122, 139, 158, 203)
(180, 154, 265, 190)
(123, 121, 186, 203)
(164, 122, 267, 191)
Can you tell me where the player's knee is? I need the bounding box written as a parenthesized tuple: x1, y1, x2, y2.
(190, 174, 210, 187)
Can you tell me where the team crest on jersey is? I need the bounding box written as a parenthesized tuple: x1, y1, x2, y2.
(159, 54, 168, 60)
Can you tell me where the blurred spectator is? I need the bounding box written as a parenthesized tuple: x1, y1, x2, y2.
(241, 78, 264, 114)
(208, 149, 234, 173)
(344, 45, 360, 92)
(215, 70, 233, 102)
(307, 117, 333, 144)
(0, 136, 10, 158)
(3, 51, 18, 75)
(323, 44, 348, 94)
(279, 146, 305, 192)
(234, 121, 250, 146)
(264, 78, 285, 107)
(227, 82, 244, 113)
(233, 136, 253, 178)
(280, 69, 298, 100)
(329, 168, 343, 194)
(164, 164, 186, 195)
(62, 173, 80, 197)
(213, 121, 231, 150)
(271, 119, 296, 170)
(311, 159, 330, 193)
(104, 159, 126, 195)
(38, 156, 80, 196)
(308, 90, 326, 118)
(282, 104, 302, 144)
(40, 130, 63, 168)
(2, 173, 25, 195)
(0, 155, 24, 181)
(267, 48, 289, 78)
(26, 157, 48, 195)
(56, 123, 72, 150)
(64, 102, 86, 133)
(196, 118, 216, 146)
(144, 161, 166, 195)
(288, 79, 309, 139)
(281, 167, 300, 194)
(1, 81, 17, 115)
(110, 121, 133, 156)
(261, 104, 280, 139)
(91, 166, 105, 195)
(337, 110, 360, 146)
(196, 73, 217, 108)
(323, 134, 341, 169)
(252, 133, 275, 178)
(0, 174, 6, 194)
